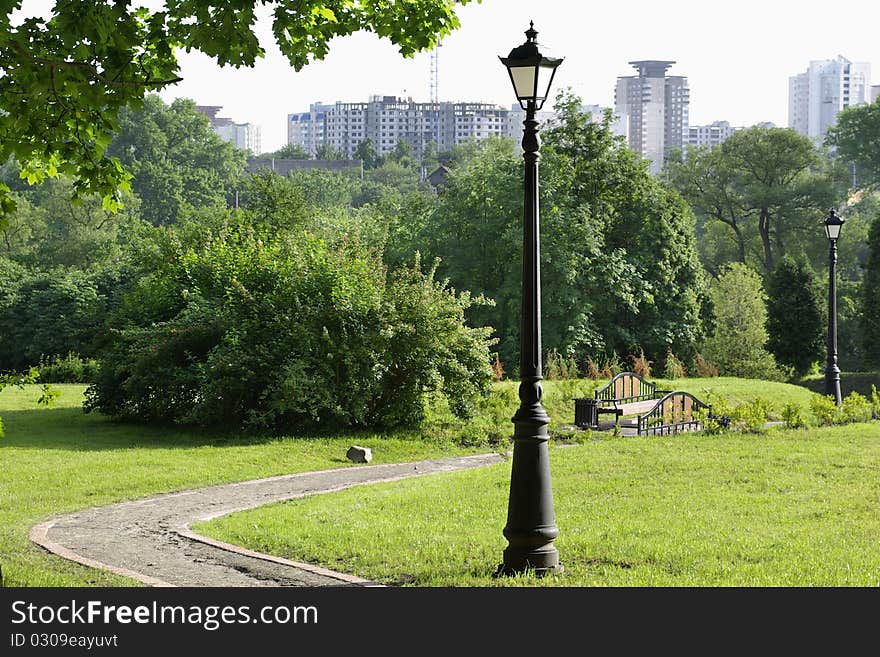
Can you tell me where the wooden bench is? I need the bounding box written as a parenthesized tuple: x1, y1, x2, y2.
(574, 372, 669, 428)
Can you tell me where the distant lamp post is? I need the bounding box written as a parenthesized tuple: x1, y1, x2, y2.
(823, 208, 845, 405)
(496, 22, 563, 576)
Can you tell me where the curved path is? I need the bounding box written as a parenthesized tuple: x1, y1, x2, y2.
(30, 453, 506, 587)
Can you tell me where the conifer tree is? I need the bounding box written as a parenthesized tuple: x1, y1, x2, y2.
(766, 256, 825, 376)
(862, 215, 880, 368)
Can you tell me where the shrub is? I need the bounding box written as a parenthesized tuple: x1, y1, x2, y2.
(872, 385, 880, 420)
(695, 353, 719, 378)
(694, 407, 726, 435)
(629, 348, 652, 378)
(597, 352, 623, 378)
(36, 353, 101, 383)
(840, 392, 872, 424)
(491, 354, 505, 382)
(85, 225, 495, 431)
(662, 349, 686, 379)
(701, 263, 785, 381)
(781, 402, 807, 429)
(697, 391, 732, 435)
(584, 356, 600, 380)
(0, 268, 107, 370)
(703, 391, 733, 419)
(545, 349, 579, 380)
(730, 397, 773, 433)
(809, 394, 839, 426)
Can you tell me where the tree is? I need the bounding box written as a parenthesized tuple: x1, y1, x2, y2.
(0, 0, 475, 224)
(700, 263, 783, 380)
(106, 95, 246, 224)
(827, 99, 880, 189)
(390, 92, 708, 370)
(0, 176, 141, 271)
(766, 256, 824, 376)
(355, 139, 382, 169)
(665, 127, 840, 274)
(664, 146, 750, 269)
(0, 267, 107, 370)
(862, 213, 880, 369)
(252, 143, 310, 161)
(387, 139, 414, 168)
(314, 144, 344, 160)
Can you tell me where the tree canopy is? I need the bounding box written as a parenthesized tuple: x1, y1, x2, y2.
(390, 91, 708, 370)
(106, 95, 246, 224)
(700, 263, 783, 380)
(0, 0, 475, 225)
(827, 99, 880, 190)
(862, 213, 880, 369)
(665, 127, 840, 274)
(765, 256, 824, 376)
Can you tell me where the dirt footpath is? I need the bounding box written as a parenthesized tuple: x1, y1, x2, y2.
(31, 453, 506, 587)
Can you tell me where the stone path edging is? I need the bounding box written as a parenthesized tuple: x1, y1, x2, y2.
(30, 521, 175, 587)
(30, 453, 507, 587)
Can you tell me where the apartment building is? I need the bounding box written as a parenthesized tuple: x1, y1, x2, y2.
(685, 120, 738, 149)
(287, 96, 519, 160)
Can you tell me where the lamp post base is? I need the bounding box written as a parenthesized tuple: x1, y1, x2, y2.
(495, 546, 563, 578)
(497, 413, 560, 577)
(824, 368, 842, 406)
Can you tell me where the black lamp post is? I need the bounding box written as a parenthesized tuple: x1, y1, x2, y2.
(823, 208, 845, 405)
(497, 22, 563, 576)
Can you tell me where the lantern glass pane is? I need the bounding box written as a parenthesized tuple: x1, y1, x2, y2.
(510, 66, 537, 100)
(825, 222, 842, 240)
(536, 63, 552, 101)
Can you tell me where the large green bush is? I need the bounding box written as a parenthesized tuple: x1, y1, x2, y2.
(85, 217, 495, 431)
(701, 263, 785, 380)
(0, 265, 106, 370)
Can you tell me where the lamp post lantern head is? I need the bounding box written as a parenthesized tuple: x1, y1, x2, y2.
(824, 208, 845, 241)
(499, 21, 563, 111)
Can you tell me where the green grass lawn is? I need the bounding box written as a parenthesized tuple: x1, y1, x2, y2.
(198, 422, 880, 586)
(0, 385, 481, 587)
(0, 376, 839, 587)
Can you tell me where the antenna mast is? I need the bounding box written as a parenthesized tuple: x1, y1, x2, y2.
(430, 41, 442, 156)
(430, 41, 441, 103)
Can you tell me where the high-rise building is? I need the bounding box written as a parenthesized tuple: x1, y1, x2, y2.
(871, 85, 880, 103)
(614, 60, 689, 174)
(287, 96, 521, 160)
(196, 105, 262, 154)
(788, 56, 871, 141)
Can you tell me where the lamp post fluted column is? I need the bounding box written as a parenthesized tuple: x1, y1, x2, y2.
(825, 234, 842, 405)
(498, 100, 560, 576)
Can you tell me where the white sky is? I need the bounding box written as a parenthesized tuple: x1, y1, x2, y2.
(16, 1, 880, 152)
